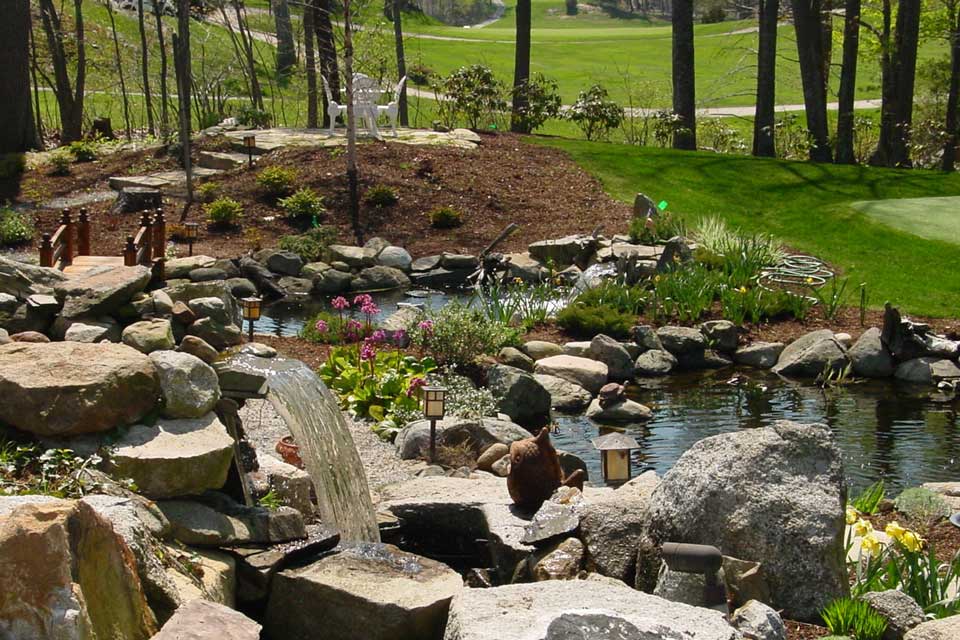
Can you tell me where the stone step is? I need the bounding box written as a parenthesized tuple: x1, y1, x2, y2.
(198, 150, 250, 171)
(109, 168, 224, 193)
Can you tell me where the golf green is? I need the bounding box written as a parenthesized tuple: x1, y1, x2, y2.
(851, 196, 960, 246)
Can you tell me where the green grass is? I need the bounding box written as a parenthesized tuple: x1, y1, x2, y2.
(852, 197, 960, 247)
(536, 138, 960, 317)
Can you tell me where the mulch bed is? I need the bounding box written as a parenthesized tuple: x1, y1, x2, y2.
(866, 510, 960, 562)
(784, 620, 830, 640)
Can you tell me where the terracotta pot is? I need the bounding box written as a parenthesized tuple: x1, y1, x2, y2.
(276, 435, 304, 469)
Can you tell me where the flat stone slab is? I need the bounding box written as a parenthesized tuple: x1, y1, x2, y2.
(109, 175, 171, 191)
(222, 127, 481, 153)
(198, 150, 249, 171)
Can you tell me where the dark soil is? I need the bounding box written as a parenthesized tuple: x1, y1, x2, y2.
(785, 620, 830, 640)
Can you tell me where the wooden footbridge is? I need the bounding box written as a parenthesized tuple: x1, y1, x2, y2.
(39, 208, 166, 280)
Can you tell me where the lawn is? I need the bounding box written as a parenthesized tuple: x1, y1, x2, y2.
(537, 138, 960, 317)
(852, 197, 960, 247)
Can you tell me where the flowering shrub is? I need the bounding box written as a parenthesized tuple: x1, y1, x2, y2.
(412, 302, 521, 368)
(566, 85, 623, 141)
(300, 294, 380, 344)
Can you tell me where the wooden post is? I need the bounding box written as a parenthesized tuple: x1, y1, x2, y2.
(61, 209, 74, 266)
(39, 234, 54, 268)
(139, 212, 153, 266)
(77, 208, 91, 256)
(124, 236, 137, 267)
(152, 208, 166, 260)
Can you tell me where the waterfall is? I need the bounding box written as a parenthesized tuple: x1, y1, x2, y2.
(264, 360, 380, 542)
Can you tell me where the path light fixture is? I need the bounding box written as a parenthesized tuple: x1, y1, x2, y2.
(241, 296, 262, 342)
(591, 431, 639, 484)
(243, 134, 256, 169)
(184, 222, 199, 257)
(423, 386, 447, 463)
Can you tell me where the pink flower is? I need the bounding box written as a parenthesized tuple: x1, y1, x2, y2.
(360, 341, 377, 361)
(353, 294, 373, 307)
(418, 320, 434, 335)
(393, 329, 407, 345)
(314, 319, 329, 333)
(406, 376, 427, 397)
(346, 319, 363, 332)
(370, 329, 387, 343)
(361, 302, 381, 316)
(331, 296, 350, 310)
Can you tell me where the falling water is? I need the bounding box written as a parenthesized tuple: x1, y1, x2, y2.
(263, 360, 380, 542)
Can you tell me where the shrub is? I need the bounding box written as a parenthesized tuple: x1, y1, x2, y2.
(434, 65, 507, 130)
(629, 209, 686, 244)
(237, 104, 271, 128)
(48, 152, 72, 176)
(894, 488, 951, 526)
(257, 166, 298, 199)
(0, 153, 26, 179)
(567, 85, 623, 141)
(68, 140, 97, 162)
(429, 206, 464, 229)
(413, 302, 521, 368)
(204, 197, 244, 227)
(279, 187, 325, 222)
(196, 182, 222, 203)
(365, 185, 399, 208)
(511, 73, 562, 133)
(698, 118, 748, 154)
(573, 280, 647, 315)
(650, 265, 724, 323)
(278, 226, 337, 262)
(821, 598, 887, 640)
(0, 208, 34, 246)
(556, 303, 634, 339)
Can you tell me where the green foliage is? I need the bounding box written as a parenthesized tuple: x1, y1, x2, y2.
(810, 277, 851, 321)
(0, 208, 35, 246)
(237, 105, 271, 128)
(511, 73, 563, 133)
(0, 153, 26, 179)
(48, 151, 73, 176)
(852, 480, 886, 516)
(414, 302, 521, 367)
(257, 489, 282, 511)
(650, 265, 723, 323)
(821, 598, 887, 640)
(204, 197, 244, 227)
(629, 209, 686, 244)
(566, 84, 624, 141)
(894, 488, 951, 525)
(429, 205, 464, 229)
(277, 226, 337, 263)
(692, 216, 784, 285)
(434, 65, 507, 130)
(300, 310, 352, 345)
(573, 280, 648, 315)
(698, 118, 747, 154)
(0, 439, 102, 499)
(196, 182, 222, 203)
(279, 187, 325, 221)
(68, 140, 97, 162)
(556, 303, 634, 339)
(257, 166, 298, 199)
(408, 62, 435, 86)
(473, 279, 565, 330)
(365, 185, 399, 208)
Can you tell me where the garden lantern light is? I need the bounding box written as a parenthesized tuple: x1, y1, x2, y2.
(241, 296, 262, 342)
(243, 134, 256, 168)
(423, 386, 447, 462)
(591, 431, 639, 484)
(184, 222, 199, 257)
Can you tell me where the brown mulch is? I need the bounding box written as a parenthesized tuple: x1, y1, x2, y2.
(19, 132, 631, 260)
(255, 335, 332, 371)
(784, 620, 830, 640)
(866, 510, 960, 562)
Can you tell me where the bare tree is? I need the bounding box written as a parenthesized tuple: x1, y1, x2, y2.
(316, 0, 341, 127)
(0, 0, 40, 153)
(305, 0, 320, 127)
(37, 0, 86, 143)
(672, 0, 696, 149)
(944, 2, 960, 171)
(174, 0, 194, 219)
(343, 0, 363, 244)
(105, 0, 133, 139)
(138, 0, 157, 136)
(753, 0, 779, 156)
(155, 2, 172, 138)
(392, 0, 409, 126)
(834, 0, 860, 164)
(274, 0, 298, 75)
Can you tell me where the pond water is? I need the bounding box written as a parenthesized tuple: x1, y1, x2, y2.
(253, 291, 960, 495)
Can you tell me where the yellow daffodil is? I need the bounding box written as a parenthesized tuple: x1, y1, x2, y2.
(853, 518, 873, 537)
(512, 277, 523, 285)
(885, 521, 906, 541)
(805, 276, 814, 284)
(738, 286, 748, 294)
(861, 533, 882, 556)
(846, 506, 859, 525)
(900, 530, 923, 553)
(654, 275, 661, 283)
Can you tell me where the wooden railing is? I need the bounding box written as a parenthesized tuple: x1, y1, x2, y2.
(39, 208, 91, 269)
(124, 209, 166, 281)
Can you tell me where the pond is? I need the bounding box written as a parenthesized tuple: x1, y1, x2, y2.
(253, 291, 960, 495)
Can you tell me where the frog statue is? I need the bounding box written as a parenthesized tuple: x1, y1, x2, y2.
(507, 427, 585, 511)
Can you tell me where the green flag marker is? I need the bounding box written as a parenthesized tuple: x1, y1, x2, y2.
(658, 201, 668, 211)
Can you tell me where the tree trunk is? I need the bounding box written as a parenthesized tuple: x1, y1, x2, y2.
(305, 0, 319, 128)
(511, 0, 532, 133)
(233, 1, 265, 110)
(137, 0, 156, 136)
(274, 0, 297, 76)
(393, 0, 409, 126)
(671, 0, 696, 149)
(106, 1, 132, 140)
(890, 0, 922, 166)
(834, 0, 860, 163)
(38, 0, 86, 144)
(943, 7, 960, 171)
(0, 0, 39, 153)
(752, 0, 779, 157)
(29, 20, 45, 146)
(155, 2, 171, 139)
(174, 0, 194, 218)
(316, 0, 341, 127)
(791, 0, 832, 162)
(344, 0, 363, 244)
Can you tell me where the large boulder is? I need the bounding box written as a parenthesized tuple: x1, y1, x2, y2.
(534, 355, 608, 394)
(0, 342, 160, 437)
(442, 578, 740, 640)
(164, 280, 242, 327)
(158, 495, 306, 546)
(534, 373, 592, 412)
(165, 255, 217, 280)
(395, 417, 531, 462)
(266, 250, 304, 277)
(585, 397, 653, 423)
(328, 244, 377, 268)
(63, 318, 122, 343)
(894, 357, 960, 384)
(149, 350, 221, 418)
(487, 364, 552, 426)
(122, 318, 175, 354)
(265, 543, 463, 640)
(109, 413, 235, 499)
(700, 320, 739, 353)
(588, 334, 635, 380)
(733, 342, 785, 369)
(186, 317, 243, 351)
(904, 616, 960, 640)
(656, 326, 707, 355)
(0, 500, 157, 640)
(849, 328, 895, 378)
(377, 246, 413, 271)
(772, 329, 849, 378)
(522, 340, 563, 360)
(640, 421, 847, 621)
(187, 296, 233, 325)
(528, 235, 598, 268)
(153, 600, 260, 640)
(0, 255, 68, 298)
(634, 349, 677, 376)
(55, 264, 152, 318)
(862, 590, 925, 640)
(351, 265, 411, 291)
